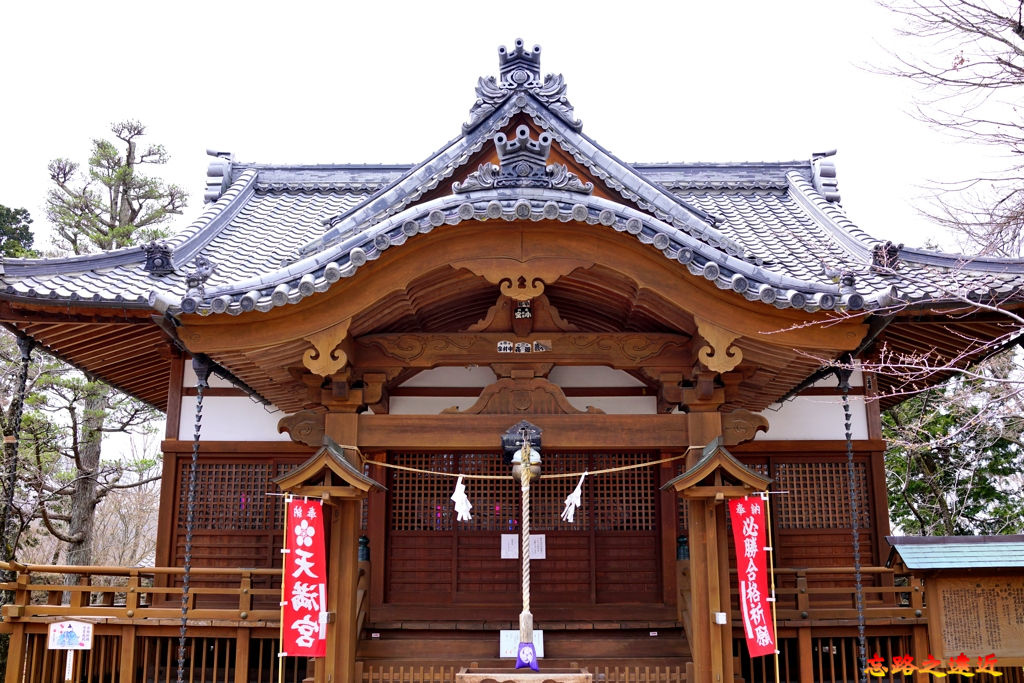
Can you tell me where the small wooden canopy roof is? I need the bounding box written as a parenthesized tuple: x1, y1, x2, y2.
(886, 534, 1024, 571)
(662, 438, 770, 499)
(272, 437, 384, 500)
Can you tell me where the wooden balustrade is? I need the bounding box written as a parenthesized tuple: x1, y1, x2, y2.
(0, 561, 283, 625)
(677, 561, 927, 628)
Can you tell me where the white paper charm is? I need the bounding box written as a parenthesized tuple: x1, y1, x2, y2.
(451, 475, 473, 521)
(561, 472, 587, 523)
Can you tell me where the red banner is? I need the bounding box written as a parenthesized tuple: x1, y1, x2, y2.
(729, 495, 776, 658)
(282, 498, 327, 657)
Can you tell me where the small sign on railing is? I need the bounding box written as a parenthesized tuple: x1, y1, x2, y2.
(47, 621, 93, 650)
(47, 621, 93, 683)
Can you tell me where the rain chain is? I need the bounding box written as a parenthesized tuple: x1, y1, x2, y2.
(177, 356, 210, 683)
(839, 363, 868, 683)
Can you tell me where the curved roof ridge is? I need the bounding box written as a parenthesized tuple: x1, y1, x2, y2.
(301, 92, 737, 261)
(167, 169, 260, 269)
(787, 171, 1024, 274)
(899, 245, 1024, 272)
(173, 188, 867, 318)
(786, 171, 877, 261)
(0, 170, 258, 280)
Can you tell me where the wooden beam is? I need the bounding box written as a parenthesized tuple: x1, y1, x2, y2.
(682, 485, 759, 499)
(356, 331, 690, 370)
(355, 413, 688, 449)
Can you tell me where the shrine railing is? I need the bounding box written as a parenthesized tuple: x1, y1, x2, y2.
(770, 566, 926, 624)
(677, 561, 927, 629)
(0, 560, 283, 624)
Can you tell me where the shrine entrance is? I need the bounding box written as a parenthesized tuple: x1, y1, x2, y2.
(384, 451, 662, 609)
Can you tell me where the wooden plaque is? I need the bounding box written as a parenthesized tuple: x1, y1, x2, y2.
(931, 576, 1024, 660)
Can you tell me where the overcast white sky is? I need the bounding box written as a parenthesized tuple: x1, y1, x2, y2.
(0, 1, 1002, 252)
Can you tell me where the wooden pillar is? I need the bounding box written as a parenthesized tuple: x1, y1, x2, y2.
(367, 451, 387, 610)
(715, 499, 734, 683)
(687, 498, 714, 683)
(324, 409, 361, 683)
(682, 385, 726, 683)
(3, 621, 26, 683)
(797, 627, 813, 683)
(234, 628, 250, 683)
(325, 500, 362, 683)
(118, 625, 137, 682)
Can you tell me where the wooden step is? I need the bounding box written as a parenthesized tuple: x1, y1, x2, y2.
(358, 660, 693, 683)
(359, 627, 689, 661)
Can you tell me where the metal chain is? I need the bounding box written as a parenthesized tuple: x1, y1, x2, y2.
(177, 357, 210, 683)
(840, 371, 868, 683)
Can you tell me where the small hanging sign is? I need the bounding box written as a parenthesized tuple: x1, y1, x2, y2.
(47, 621, 93, 650)
(729, 495, 776, 658)
(281, 498, 328, 658)
(501, 533, 519, 559)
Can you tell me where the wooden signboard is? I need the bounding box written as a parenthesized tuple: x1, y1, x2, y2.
(930, 576, 1024, 663)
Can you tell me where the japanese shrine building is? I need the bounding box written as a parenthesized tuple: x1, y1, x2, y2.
(2, 41, 1024, 683)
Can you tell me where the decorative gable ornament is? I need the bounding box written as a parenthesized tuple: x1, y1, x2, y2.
(181, 255, 218, 312)
(871, 240, 903, 272)
(142, 240, 175, 276)
(453, 125, 593, 194)
(465, 39, 582, 133)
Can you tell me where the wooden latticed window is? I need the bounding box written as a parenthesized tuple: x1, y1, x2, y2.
(773, 461, 870, 530)
(385, 450, 661, 606)
(172, 455, 306, 572)
(177, 462, 274, 530)
(389, 453, 459, 532)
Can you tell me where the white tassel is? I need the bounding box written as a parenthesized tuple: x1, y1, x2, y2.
(451, 475, 473, 521)
(561, 472, 587, 523)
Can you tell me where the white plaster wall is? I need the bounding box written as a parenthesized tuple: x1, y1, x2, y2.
(179, 396, 289, 441)
(548, 366, 645, 387)
(389, 396, 474, 414)
(565, 395, 658, 414)
(401, 366, 497, 387)
(757, 395, 869, 441)
(390, 365, 654, 415)
(182, 363, 236, 389)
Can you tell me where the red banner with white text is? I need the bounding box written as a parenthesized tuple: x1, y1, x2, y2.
(282, 498, 327, 657)
(729, 495, 776, 658)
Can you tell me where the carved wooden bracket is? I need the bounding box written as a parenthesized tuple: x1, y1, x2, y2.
(278, 409, 327, 447)
(467, 294, 579, 334)
(302, 319, 351, 377)
(442, 376, 604, 415)
(694, 316, 743, 373)
(721, 409, 769, 446)
(453, 257, 592, 302)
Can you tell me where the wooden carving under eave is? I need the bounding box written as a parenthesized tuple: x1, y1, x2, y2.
(278, 409, 327, 447)
(721, 409, 769, 446)
(453, 257, 593, 301)
(442, 377, 605, 415)
(467, 294, 579, 334)
(694, 316, 743, 373)
(302, 319, 351, 377)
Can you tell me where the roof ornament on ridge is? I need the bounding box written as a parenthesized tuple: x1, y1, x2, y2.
(464, 40, 582, 133)
(811, 150, 840, 203)
(142, 240, 175, 276)
(453, 125, 593, 194)
(180, 256, 218, 313)
(205, 150, 234, 204)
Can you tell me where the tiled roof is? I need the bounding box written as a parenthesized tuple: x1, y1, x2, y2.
(5, 157, 1024, 317)
(887, 535, 1024, 570)
(4, 44, 1024, 320)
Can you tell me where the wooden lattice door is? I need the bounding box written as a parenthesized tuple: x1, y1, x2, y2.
(385, 451, 661, 606)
